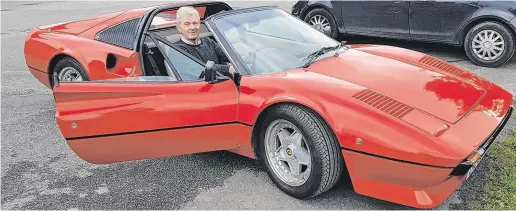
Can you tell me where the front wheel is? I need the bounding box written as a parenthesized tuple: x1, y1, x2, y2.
(464, 21, 515, 67)
(257, 104, 344, 199)
(304, 8, 339, 39)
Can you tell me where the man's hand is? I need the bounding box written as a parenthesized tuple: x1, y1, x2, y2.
(228, 63, 236, 75)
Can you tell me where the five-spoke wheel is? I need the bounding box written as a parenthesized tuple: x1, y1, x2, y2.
(265, 119, 312, 187)
(52, 57, 90, 86)
(58, 66, 85, 81)
(258, 104, 344, 199)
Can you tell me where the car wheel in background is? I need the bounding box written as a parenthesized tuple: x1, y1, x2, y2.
(464, 21, 515, 68)
(53, 57, 90, 84)
(304, 8, 339, 39)
(257, 104, 344, 199)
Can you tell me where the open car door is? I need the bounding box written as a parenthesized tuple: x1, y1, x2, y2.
(52, 73, 241, 164)
(52, 72, 241, 164)
(52, 0, 242, 163)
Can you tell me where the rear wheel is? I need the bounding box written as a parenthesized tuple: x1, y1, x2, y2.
(304, 8, 339, 39)
(53, 57, 90, 84)
(464, 21, 515, 67)
(257, 104, 344, 199)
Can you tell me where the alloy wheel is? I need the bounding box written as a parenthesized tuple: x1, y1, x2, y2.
(472, 30, 505, 61)
(264, 119, 311, 187)
(58, 67, 84, 81)
(309, 15, 331, 35)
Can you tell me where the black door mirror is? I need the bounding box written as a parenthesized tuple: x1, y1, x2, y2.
(204, 60, 230, 84)
(204, 60, 215, 83)
(52, 72, 60, 87)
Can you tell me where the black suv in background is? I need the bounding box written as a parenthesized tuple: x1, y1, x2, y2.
(292, 1, 516, 67)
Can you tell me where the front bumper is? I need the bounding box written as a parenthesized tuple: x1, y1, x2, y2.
(291, 0, 307, 18)
(342, 106, 513, 209)
(450, 106, 513, 177)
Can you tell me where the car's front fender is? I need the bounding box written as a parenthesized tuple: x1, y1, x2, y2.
(238, 69, 464, 168)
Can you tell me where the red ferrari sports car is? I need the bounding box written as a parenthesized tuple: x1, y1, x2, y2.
(24, 1, 514, 209)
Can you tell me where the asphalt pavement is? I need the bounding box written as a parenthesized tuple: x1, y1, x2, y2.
(2, 1, 515, 210)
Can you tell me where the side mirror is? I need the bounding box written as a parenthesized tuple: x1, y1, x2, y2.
(204, 60, 215, 83)
(204, 60, 230, 84)
(52, 72, 60, 87)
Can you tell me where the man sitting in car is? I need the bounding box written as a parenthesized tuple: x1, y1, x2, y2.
(173, 6, 236, 76)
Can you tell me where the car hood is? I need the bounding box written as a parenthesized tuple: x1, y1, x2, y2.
(305, 48, 485, 123)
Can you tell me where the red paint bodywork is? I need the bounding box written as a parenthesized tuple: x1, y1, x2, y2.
(24, 4, 214, 88)
(24, 2, 514, 209)
(24, 7, 149, 87)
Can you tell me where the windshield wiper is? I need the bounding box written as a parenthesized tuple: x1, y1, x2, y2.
(302, 41, 347, 68)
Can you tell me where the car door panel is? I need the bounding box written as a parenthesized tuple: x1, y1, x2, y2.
(341, 1, 409, 36)
(440, 1, 478, 40)
(409, 1, 479, 43)
(53, 78, 241, 164)
(409, 1, 443, 40)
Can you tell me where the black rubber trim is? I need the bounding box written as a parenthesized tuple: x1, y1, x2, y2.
(27, 65, 45, 73)
(341, 147, 453, 169)
(450, 106, 513, 176)
(66, 121, 253, 141)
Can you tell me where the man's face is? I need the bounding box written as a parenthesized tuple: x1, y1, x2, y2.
(178, 14, 201, 41)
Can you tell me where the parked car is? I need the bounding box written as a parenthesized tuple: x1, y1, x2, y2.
(292, 0, 516, 67)
(25, 1, 514, 209)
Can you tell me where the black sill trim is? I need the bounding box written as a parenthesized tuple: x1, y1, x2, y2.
(27, 65, 45, 73)
(450, 106, 513, 176)
(342, 147, 453, 169)
(66, 121, 253, 141)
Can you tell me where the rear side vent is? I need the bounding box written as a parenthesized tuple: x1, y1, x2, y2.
(95, 17, 141, 50)
(352, 89, 414, 118)
(419, 55, 464, 76)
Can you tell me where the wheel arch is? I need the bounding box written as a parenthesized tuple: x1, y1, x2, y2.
(299, 3, 334, 21)
(459, 16, 516, 46)
(47, 53, 86, 87)
(249, 100, 341, 161)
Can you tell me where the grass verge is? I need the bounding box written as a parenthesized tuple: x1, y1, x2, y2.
(470, 128, 516, 210)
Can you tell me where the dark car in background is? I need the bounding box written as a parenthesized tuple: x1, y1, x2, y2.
(292, 1, 516, 67)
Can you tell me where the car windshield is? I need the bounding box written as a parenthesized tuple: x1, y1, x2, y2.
(211, 8, 341, 74)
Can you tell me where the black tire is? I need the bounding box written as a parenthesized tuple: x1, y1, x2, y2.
(52, 57, 90, 86)
(304, 8, 339, 39)
(464, 21, 515, 68)
(257, 104, 344, 199)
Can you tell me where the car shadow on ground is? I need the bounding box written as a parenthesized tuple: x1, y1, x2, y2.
(0, 149, 413, 210)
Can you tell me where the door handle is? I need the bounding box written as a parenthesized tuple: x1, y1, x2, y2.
(393, 1, 401, 3)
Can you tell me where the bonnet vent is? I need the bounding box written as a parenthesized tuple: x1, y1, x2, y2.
(419, 55, 464, 76)
(352, 89, 414, 119)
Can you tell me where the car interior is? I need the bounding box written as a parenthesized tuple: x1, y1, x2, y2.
(141, 5, 230, 79)
(142, 23, 215, 79)
(140, 5, 327, 79)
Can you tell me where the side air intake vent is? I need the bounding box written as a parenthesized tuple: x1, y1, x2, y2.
(419, 55, 464, 76)
(95, 17, 142, 50)
(353, 89, 414, 118)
